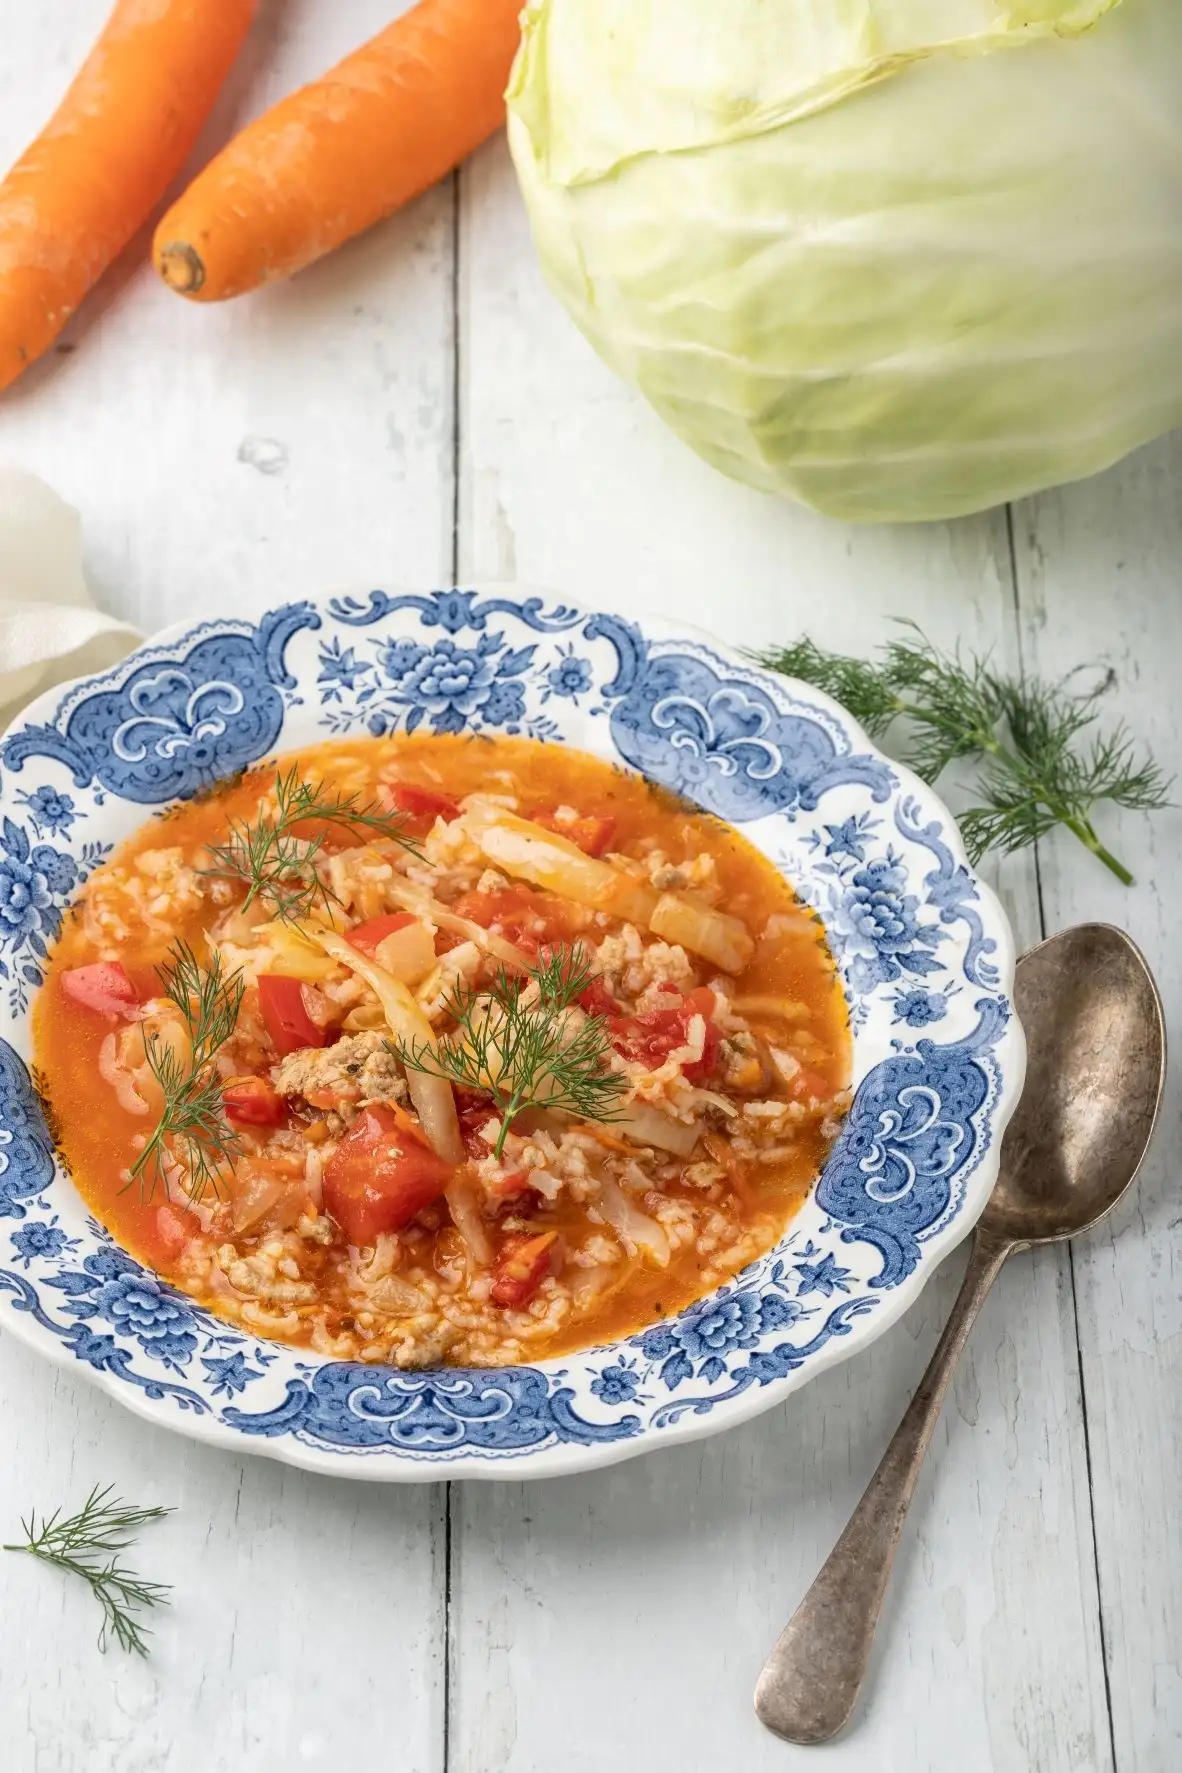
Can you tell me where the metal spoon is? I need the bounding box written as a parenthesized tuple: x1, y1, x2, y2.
(755, 922, 1166, 1746)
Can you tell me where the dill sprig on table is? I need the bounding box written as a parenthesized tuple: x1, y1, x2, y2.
(754, 623, 1169, 884)
(3, 1485, 173, 1657)
(129, 940, 245, 1202)
(392, 944, 626, 1159)
(200, 765, 421, 925)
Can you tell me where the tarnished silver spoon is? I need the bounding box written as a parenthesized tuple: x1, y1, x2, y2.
(755, 922, 1166, 1746)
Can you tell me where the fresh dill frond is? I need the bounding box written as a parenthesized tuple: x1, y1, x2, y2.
(525, 941, 602, 1013)
(756, 636, 904, 739)
(200, 765, 421, 925)
(159, 937, 243, 1067)
(752, 621, 1169, 884)
(4, 1485, 173, 1657)
(878, 625, 1011, 781)
(392, 943, 626, 1159)
(128, 941, 244, 1202)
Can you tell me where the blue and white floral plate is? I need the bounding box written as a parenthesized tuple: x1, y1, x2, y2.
(0, 589, 1024, 1481)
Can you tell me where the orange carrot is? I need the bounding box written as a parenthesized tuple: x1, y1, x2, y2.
(0, 0, 257, 393)
(154, 0, 524, 302)
(579, 1125, 639, 1158)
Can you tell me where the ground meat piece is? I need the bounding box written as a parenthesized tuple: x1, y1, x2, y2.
(594, 927, 696, 1000)
(683, 1161, 726, 1189)
(224, 1248, 318, 1305)
(271, 1030, 409, 1107)
(646, 853, 719, 897)
(719, 1034, 768, 1096)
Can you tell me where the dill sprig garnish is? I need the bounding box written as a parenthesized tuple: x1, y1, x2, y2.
(392, 944, 626, 1159)
(128, 940, 244, 1202)
(754, 622, 1169, 885)
(4, 1485, 173, 1657)
(200, 765, 421, 925)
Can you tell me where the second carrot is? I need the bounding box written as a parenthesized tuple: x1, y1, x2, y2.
(153, 0, 525, 302)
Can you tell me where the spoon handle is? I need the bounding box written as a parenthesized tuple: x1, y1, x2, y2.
(754, 1223, 1013, 1745)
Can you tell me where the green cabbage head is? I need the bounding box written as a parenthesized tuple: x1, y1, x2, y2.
(507, 0, 1182, 523)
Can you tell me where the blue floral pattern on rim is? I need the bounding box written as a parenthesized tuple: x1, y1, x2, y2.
(0, 589, 1023, 1479)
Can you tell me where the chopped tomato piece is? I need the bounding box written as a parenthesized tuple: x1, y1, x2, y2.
(534, 943, 618, 1018)
(155, 1204, 199, 1257)
(490, 1230, 558, 1308)
(453, 1092, 548, 1162)
(347, 912, 417, 958)
(533, 808, 616, 858)
(258, 973, 327, 1056)
(323, 1104, 453, 1244)
(789, 1064, 832, 1104)
(610, 985, 721, 1083)
(381, 782, 461, 832)
(455, 1088, 496, 1157)
(451, 882, 575, 953)
(61, 962, 138, 1018)
(577, 976, 619, 1019)
(451, 882, 538, 928)
(222, 1075, 285, 1126)
(482, 1167, 539, 1216)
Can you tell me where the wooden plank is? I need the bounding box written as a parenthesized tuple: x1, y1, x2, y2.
(451, 134, 1112, 1773)
(0, 5, 453, 1770)
(0, 1344, 447, 1773)
(1010, 432, 1182, 1773)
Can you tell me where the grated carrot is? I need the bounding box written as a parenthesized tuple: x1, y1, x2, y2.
(578, 1123, 639, 1156)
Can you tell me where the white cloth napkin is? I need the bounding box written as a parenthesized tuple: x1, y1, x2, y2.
(0, 466, 141, 731)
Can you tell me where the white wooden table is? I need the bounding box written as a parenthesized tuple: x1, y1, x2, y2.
(1, 6, 1178, 1770)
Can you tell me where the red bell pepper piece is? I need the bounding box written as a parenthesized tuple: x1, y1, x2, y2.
(346, 912, 417, 958)
(258, 973, 327, 1056)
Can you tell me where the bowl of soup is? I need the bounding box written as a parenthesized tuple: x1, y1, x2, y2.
(0, 588, 1023, 1479)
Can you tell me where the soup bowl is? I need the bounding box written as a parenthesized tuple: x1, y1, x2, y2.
(0, 589, 1023, 1480)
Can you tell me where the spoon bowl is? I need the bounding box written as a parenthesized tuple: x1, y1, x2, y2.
(983, 923, 1166, 1246)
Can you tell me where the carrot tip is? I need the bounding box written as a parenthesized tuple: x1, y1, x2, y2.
(157, 242, 206, 296)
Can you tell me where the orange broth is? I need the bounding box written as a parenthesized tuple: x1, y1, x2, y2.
(35, 735, 850, 1358)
